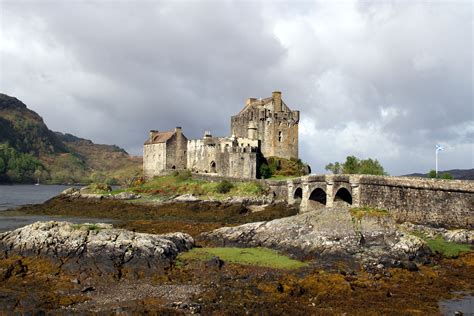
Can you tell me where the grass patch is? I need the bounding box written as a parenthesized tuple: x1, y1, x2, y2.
(410, 233, 472, 258)
(178, 247, 308, 270)
(71, 223, 103, 232)
(130, 174, 267, 199)
(349, 206, 390, 220)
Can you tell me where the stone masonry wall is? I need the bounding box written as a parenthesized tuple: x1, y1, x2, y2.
(289, 175, 473, 229)
(187, 140, 257, 179)
(165, 132, 187, 170)
(230, 96, 299, 160)
(143, 143, 166, 178)
(356, 176, 474, 229)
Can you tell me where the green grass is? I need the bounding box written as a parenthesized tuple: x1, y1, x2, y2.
(269, 175, 300, 180)
(410, 233, 472, 258)
(130, 174, 266, 199)
(178, 247, 308, 269)
(71, 223, 103, 232)
(349, 206, 390, 220)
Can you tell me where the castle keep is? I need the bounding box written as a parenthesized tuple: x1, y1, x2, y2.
(143, 91, 300, 179)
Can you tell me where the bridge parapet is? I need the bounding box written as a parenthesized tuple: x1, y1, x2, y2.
(286, 174, 473, 228)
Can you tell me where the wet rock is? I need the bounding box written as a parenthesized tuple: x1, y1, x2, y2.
(202, 207, 429, 264)
(174, 194, 201, 202)
(61, 187, 79, 195)
(113, 192, 141, 200)
(400, 222, 473, 244)
(0, 221, 194, 279)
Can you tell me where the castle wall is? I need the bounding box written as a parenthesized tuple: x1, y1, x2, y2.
(165, 132, 187, 170)
(143, 143, 166, 178)
(187, 139, 257, 179)
(230, 101, 299, 160)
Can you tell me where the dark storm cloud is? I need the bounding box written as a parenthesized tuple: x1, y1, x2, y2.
(0, 0, 472, 175)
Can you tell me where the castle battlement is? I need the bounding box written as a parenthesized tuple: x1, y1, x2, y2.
(143, 91, 299, 179)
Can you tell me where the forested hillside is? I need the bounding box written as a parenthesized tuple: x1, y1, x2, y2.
(0, 93, 141, 184)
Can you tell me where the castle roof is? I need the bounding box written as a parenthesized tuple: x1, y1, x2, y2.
(144, 131, 175, 144)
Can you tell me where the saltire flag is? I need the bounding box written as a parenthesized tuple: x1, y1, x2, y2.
(436, 145, 444, 151)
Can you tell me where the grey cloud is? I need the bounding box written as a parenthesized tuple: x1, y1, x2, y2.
(0, 0, 472, 175)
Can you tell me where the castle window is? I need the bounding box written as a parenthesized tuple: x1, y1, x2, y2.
(278, 131, 283, 142)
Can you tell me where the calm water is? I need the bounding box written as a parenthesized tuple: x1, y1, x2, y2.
(0, 184, 116, 232)
(439, 295, 474, 316)
(0, 184, 78, 211)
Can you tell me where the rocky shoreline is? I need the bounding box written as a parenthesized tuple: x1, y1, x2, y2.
(0, 192, 472, 314)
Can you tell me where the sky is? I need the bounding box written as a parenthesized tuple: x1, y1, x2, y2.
(0, 0, 472, 175)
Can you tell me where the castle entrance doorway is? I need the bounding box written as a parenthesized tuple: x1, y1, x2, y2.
(210, 161, 216, 173)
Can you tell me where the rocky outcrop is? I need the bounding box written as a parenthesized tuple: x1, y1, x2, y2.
(202, 207, 430, 269)
(400, 222, 474, 244)
(0, 221, 194, 280)
(60, 187, 141, 200)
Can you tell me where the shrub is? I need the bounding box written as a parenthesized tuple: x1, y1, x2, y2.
(215, 180, 234, 194)
(259, 163, 273, 179)
(174, 169, 192, 181)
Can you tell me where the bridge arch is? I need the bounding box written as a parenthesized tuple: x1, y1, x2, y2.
(334, 187, 352, 206)
(308, 187, 327, 208)
(293, 187, 303, 205)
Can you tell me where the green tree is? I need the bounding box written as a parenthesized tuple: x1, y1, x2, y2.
(427, 170, 453, 179)
(358, 158, 386, 175)
(343, 156, 360, 174)
(326, 155, 387, 176)
(325, 162, 342, 174)
(427, 170, 437, 178)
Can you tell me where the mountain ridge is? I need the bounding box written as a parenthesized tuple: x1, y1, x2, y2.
(0, 93, 141, 184)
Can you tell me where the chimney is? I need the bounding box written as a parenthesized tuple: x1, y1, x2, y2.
(175, 126, 182, 134)
(272, 91, 282, 112)
(149, 130, 158, 140)
(246, 98, 257, 106)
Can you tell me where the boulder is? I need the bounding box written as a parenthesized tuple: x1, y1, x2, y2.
(201, 207, 429, 265)
(0, 221, 194, 280)
(61, 187, 79, 195)
(113, 192, 142, 200)
(174, 194, 201, 202)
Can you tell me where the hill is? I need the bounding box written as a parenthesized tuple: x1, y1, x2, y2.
(0, 93, 142, 184)
(403, 169, 474, 180)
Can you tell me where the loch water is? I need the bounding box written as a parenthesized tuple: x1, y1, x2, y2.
(0, 184, 116, 232)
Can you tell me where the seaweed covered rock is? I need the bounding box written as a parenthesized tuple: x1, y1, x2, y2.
(0, 221, 194, 280)
(201, 207, 430, 268)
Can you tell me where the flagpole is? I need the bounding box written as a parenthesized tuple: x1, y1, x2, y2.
(435, 148, 438, 177)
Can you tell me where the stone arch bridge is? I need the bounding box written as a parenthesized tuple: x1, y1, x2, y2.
(281, 174, 473, 229)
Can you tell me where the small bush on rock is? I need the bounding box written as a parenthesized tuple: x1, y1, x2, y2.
(216, 180, 234, 194)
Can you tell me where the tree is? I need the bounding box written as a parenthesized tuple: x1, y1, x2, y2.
(342, 156, 360, 174)
(325, 162, 342, 174)
(428, 170, 453, 179)
(326, 156, 388, 176)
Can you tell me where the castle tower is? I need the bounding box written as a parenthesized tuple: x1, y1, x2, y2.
(230, 91, 299, 160)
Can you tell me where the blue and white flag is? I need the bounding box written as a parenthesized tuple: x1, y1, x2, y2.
(436, 144, 444, 151)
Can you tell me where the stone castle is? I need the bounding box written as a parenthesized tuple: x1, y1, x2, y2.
(143, 91, 300, 179)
